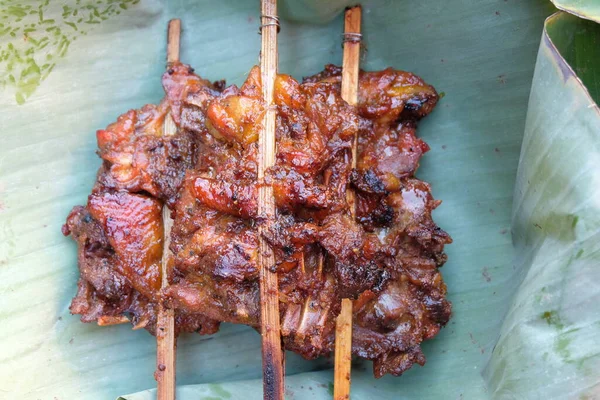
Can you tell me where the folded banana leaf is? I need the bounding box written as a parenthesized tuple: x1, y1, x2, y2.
(483, 11, 600, 399)
(1, 0, 598, 399)
(550, 0, 600, 22)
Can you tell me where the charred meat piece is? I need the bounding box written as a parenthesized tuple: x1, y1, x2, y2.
(86, 191, 163, 300)
(63, 201, 217, 334)
(355, 121, 430, 192)
(304, 64, 439, 122)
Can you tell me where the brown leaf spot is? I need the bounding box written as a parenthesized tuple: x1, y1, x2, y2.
(482, 267, 492, 282)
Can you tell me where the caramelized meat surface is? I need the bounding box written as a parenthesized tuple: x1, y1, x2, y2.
(63, 62, 451, 378)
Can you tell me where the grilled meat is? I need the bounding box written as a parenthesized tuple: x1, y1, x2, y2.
(63, 62, 451, 377)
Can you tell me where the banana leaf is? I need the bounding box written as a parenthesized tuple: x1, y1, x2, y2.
(1, 0, 598, 399)
(550, 0, 600, 23)
(483, 11, 600, 399)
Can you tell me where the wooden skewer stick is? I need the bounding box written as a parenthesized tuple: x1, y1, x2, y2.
(334, 6, 362, 400)
(258, 1, 285, 399)
(166, 19, 181, 67)
(155, 18, 181, 400)
(316, 169, 332, 278)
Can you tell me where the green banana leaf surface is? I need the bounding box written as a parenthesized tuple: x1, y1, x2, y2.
(484, 10, 600, 400)
(1, 0, 598, 399)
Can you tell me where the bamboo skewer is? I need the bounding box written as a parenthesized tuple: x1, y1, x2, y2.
(166, 19, 181, 67)
(334, 6, 362, 400)
(257, 1, 285, 399)
(316, 169, 333, 278)
(155, 18, 181, 400)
